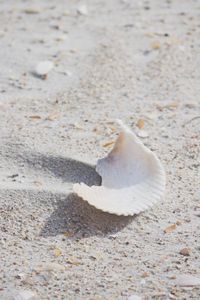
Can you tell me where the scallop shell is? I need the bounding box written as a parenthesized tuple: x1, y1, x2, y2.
(73, 120, 165, 216)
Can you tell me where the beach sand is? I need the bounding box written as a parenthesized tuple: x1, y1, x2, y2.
(0, 0, 200, 299)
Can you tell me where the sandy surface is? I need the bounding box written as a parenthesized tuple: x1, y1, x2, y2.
(0, 0, 200, 299)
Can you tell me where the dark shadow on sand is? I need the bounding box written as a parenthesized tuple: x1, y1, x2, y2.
(23, 152, 102, 186)
(32, 153, 134, 239)
(0, 145, 134, 239)
(40, 192, 133, 239)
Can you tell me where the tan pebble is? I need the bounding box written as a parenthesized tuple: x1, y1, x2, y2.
(29, 115, 41, 120)
(164, 224, 177, 233)
(136, 119, 145, 129)
(24, 8, 41, 14)
(180, 247, 191, 256)
(176, 220, 182, 225)
(151, 41, 161, 49)
(141, 272, 149, 278)
(54, 248, 62, 257)
(102, 140, 115, 148)
(63, 231, 74, 237)
(169, 275, 176, 279)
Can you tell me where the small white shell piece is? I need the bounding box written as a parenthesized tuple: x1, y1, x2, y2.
(73, 121, 165, 216)
(35, 61, 54, 76)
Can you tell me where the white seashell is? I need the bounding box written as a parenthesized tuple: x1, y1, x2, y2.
(35, 61, 54, 76)
(73, 120, 165, 216)
(63, 70, 72, 77)
(77, 5, 88, 15)
(136, 129, 149, 138)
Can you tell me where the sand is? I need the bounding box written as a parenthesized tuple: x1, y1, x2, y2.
(0, 0, 200, 299)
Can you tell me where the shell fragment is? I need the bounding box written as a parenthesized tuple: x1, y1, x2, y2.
(77, 5, 88, 15)
(73, 120, 165, 216)
(35, 61, 54, 78)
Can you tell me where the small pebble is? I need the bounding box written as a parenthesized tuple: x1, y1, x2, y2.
(23, 8, 41, 14)
(179, 247, 191, 256)
(151, 41, 161, 49)
(164, 224, 177, 233)
(136, 119, 145, 129)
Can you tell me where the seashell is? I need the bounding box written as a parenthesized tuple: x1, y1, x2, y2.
(73, 120, 165, 216)
(35, 61, 54, 78)
(136, 129, 149, 138)
(77, 5, 88, 16)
